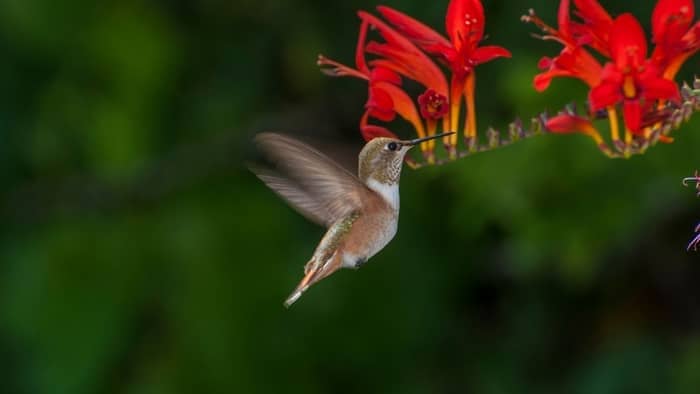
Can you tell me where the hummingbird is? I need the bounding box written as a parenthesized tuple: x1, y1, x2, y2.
(251, 131, 454, 307)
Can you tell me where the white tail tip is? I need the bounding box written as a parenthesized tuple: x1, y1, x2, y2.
(284, 288, 305, 308)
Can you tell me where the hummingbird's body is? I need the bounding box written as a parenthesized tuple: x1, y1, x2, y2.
(251, 131, 452, 306)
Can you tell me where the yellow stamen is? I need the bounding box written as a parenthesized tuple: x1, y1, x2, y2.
(607, 106, 621, 151)
(624, 127, 633, 158)
(622, 76, 636, 99)
(442, 117, 450, 138)
(449, 96, 460, 133)
(448, 84, 462, 158)
(425, 119, 437, 164)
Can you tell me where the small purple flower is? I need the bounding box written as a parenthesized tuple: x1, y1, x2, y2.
(684, 171, 700, 251)
(688, 224, 700, 252)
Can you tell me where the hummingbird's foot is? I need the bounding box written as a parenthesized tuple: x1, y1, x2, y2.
(353, 257, 367, 269)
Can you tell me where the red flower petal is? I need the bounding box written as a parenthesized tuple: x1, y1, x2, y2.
(609, 14, 648, 71)
(366, 86, 396, 122)
(370, 67, 402, 85)
(376, 6, 452, 55)
(651, 0, 699, 75)
(534, 69, 574, 92)
(639, 69, 681, 103)
(538, 56, 554, 70)
(687, 21, 700, 44)
(471, 45, 512, 65)
(358, 11, 413, 50)
(355, 19, 371, 75)
(622, 99, 642, 132)
(573, 0, 613, 27)
(446, 0, 484, 50)
(572, 0, 613, 55)
(658, 20, 700, 78)
(533, 46, 602, 91)
(682, 21, 700, 54)
(546, 113, 595, 134)
(426, 43, 459, 60)
(373, 81, 424, 135)
(589, 79, 623, 110)
(562, 47, 603, 86)
(365, 42, 448, 96)
(359, 11, 449, 96)
(558, 0, 572, 41)
(368, 59, 414, 83)
(360, 122, 399, 141)
(652, 0, 694, 44)
(598, 61, 622, 83)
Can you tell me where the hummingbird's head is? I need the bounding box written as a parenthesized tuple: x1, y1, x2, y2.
(358, 132, 455, 184)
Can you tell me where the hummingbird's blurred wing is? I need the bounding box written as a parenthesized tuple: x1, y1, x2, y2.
(251, 133, 372, 227)
(251, 169, 335, 226)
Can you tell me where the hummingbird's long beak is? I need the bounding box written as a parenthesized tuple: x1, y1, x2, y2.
(403, 131, 456, 146)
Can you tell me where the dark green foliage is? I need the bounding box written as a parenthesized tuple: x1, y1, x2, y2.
(0, 1, 699, 393)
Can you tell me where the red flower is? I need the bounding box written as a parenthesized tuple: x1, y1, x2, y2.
(534, 47, 603, 91)
(651, 0, 700, 79)
(377, 0, 511, 78)
(526, 0, 603, 91)
(569, 0, 614, 56)
(588, 14, 680, 132)
(545, 112, 607, 149)
(546, 113, 596, 135)
(376, 0, 511, 143)
(359, 11, 449, 97)
(317, 10, 450, 153)
(418, 89, 449, 120)
(527, 0, 699, 156)
(317, 25, 425, 142)
(365, 68, 402, 122)
(319, 0, 511, 159)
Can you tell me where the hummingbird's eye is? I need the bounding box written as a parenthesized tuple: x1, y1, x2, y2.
(387, 142, 399, 151)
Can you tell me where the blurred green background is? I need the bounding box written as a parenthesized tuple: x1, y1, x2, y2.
(1, 0, 699, 393)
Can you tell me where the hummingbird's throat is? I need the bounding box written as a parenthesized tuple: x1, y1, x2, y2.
(374, 155, 403, 185)
(366, 177, 400, 211)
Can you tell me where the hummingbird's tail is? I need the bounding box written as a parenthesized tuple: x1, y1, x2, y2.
(284, 252, 341, 308)
(283, 269, 316, 308)
(284, 287, 306, 308)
